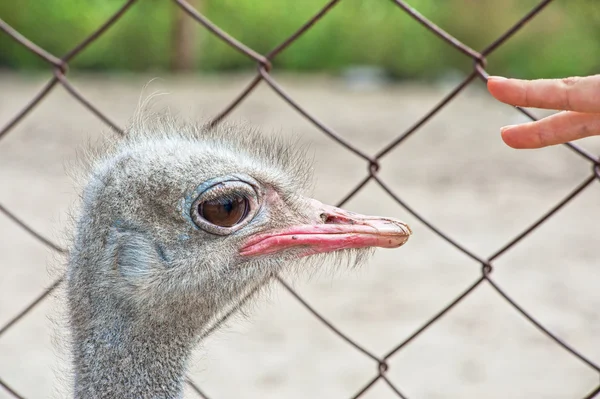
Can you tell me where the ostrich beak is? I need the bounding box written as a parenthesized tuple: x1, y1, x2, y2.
(239, 199, 412, 257)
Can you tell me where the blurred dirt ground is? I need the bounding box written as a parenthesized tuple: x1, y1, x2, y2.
(0, 72, 599, 399)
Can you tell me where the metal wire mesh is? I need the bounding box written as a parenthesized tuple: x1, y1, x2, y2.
(1, 0, 599, 398)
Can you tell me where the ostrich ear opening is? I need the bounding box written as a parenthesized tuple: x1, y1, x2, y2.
(106, 224, 169, 282)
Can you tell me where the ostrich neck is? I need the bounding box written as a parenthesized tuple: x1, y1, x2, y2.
(71, 303, 199, 399)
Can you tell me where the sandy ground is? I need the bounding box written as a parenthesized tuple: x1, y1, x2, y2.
(0, 72, 599, 399)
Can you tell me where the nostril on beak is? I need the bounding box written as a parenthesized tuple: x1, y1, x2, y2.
(320, 213, 340, 224)
(321, 214, 347, 225)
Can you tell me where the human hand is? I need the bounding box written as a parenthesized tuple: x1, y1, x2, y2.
(487, 75, 600, 149)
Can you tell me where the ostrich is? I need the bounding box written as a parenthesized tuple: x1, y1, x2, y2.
(65, 114, 412, 398)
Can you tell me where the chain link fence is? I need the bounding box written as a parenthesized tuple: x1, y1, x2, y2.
(1, 0, 599, 398)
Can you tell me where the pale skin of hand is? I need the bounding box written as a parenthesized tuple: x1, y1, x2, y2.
(487, 75, 600, 149)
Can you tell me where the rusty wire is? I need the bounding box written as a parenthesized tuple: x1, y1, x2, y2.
(1, 0, 599, 398)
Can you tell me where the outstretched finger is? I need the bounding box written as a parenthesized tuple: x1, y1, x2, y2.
(488, 75, 600, 113)
(500, 111, 600, 149)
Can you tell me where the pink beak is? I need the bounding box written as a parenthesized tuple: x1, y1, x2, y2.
(239, 200, 412, 257)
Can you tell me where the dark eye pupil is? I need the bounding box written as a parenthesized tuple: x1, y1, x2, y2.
(199, 195, 249, 227)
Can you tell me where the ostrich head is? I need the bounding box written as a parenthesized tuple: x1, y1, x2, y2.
(66, 115, 411, 398)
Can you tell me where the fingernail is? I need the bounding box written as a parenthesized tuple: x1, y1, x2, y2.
(488, 76, 507, 81)
(500, 125, 516, 133)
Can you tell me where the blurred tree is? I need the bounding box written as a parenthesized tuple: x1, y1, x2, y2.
(170, 0, 201, 71)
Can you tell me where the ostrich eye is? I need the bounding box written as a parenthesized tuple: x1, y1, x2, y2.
(199, 195, 249, 227)
(189, 178, 261, 235)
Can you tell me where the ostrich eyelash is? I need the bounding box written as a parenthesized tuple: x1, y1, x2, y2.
(197, 186, 255, 204)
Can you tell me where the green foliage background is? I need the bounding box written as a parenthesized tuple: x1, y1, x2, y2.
(0, 0, 598, 79)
